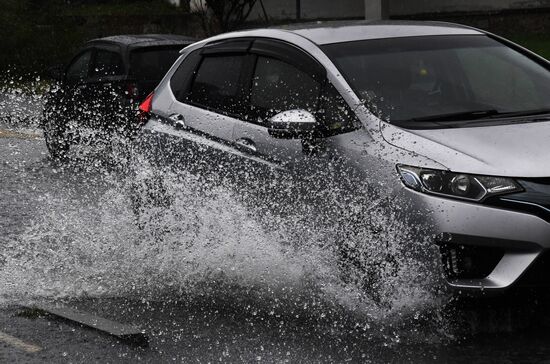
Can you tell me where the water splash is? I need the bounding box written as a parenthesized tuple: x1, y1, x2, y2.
(0, 142, 443, 321)
(0, 70, 47, 128)
(0, 72, 449, 343)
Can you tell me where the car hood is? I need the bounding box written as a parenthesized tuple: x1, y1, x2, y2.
(380, 120, 550, 178)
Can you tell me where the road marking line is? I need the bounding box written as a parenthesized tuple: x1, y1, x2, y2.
(0, 129, 42, 140)
(0, 330, 42, 353)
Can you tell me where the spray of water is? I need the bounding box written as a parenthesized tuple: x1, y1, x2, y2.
(1, 149, 441, 304)
(0, 70, 46, 128)
(0, 73, 450, 345)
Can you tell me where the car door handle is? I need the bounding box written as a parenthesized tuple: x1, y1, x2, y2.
(168, 113, 187, 129)
(235, 138, 257, 153)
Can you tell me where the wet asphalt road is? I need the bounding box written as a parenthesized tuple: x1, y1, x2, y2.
(3, 125, 550, 362)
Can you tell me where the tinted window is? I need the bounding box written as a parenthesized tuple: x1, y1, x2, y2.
(251, 56, 321, 122)
(130, 47, 182, 82)
(170, 49, 202, 102)
(187, 55, 248, 116)
(91, 49, 124, 77)
(318, 83, 361, 134)
(66, 50, 92, 83)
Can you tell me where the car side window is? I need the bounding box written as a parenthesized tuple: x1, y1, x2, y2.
(66, 50, 92, 83)
(170, 49, 202, 102)
(91, 49, 124, 78)
(187, 54, 248, 118)
(317, 83, 362, 134)
(250, 56, 321, 122)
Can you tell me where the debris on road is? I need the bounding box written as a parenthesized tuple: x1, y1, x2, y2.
(0, 330, 42, 353)
(28, 304, 148, 347)
(0, 128, 42, 140)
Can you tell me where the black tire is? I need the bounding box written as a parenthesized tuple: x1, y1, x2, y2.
(43, 116, 70, 161)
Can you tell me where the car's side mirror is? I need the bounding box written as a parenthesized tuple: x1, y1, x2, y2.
(46, 64, 65, 82)
(267, 109, 318, 139)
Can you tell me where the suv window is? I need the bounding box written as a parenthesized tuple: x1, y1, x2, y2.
(130, 47, 181, 82)
(251, 56, 321, 122)
(91, 49, 124, 78)
(187, 55, 248, 117)
(66, 50, 92, 83)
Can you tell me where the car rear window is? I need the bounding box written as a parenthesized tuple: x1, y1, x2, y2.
(129, 46, 182, 82)
(92, 49, 124, 77)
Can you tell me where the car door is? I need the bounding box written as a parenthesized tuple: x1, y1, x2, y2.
(231, 40, 326, 179)
(231, 39, 365, 220)
(145, 39, 255, 180)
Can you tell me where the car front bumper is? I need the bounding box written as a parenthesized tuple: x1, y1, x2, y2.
(406, 188, 550, 290)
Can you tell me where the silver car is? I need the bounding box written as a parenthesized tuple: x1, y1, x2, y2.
(139, 21, 550, 292)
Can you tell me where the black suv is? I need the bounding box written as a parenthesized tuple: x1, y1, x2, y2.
(43, 34, 196, 159)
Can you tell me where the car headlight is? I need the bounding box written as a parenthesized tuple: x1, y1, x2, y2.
(396, 165, 522, 202)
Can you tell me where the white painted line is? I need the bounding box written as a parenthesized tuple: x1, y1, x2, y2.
(0, 129, 42, 140)
(0, 330, 42, 353)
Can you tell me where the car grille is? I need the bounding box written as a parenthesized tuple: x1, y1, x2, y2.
(486, 178, 550, 223)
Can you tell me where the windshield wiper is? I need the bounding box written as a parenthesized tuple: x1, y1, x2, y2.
(487, 108, 550, 119)
(409, 108, 550, 123)
(410, 109, 500, 122)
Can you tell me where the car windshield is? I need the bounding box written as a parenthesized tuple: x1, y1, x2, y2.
(323, 35, 550, 126)
(129, 46, 182, 82)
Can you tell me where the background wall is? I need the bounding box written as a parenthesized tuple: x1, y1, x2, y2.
(5, 0, 550, 78)
(249, 0, 363, 20)
(250, 0, 550, 20)
(391, 0, 550, 15)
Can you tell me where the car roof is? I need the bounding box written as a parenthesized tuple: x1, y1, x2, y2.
(280, 20, 484, 44)
(86, 34, 197, 50)
(211, 20, 483, 46)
